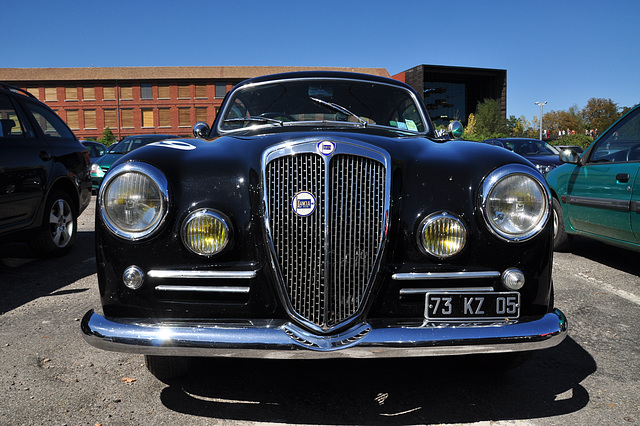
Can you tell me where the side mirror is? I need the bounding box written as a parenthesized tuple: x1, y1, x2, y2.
(193, 122, 211, 139)
(447, 121, 464, 139)
(559, 149, 581, 165)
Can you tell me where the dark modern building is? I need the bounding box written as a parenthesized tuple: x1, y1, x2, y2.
(393, 65, 507, 127)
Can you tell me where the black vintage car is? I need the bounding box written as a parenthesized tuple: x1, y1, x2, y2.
(82, 72, 567, 379)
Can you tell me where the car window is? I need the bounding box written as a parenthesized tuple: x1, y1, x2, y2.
(0, 94, 28, 138)
(590, 108, 640, 163)
(219, 78, 427, 134)
(23, 100, 75, 139)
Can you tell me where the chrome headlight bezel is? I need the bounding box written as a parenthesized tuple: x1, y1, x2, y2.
(479, 164, 550, 242)
(417, 211, 468, 259)
(99, 162, 170, 241)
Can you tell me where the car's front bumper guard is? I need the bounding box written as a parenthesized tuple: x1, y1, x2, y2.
(81, 309, 567, 359)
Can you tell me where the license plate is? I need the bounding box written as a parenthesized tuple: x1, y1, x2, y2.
(425, 292, 520, 321)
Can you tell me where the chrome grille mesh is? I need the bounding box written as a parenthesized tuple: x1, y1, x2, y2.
(266, 148, 386, 330)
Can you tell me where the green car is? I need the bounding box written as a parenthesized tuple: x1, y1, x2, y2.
(90, 134, 177, 192)
(546, 104, 640, 252)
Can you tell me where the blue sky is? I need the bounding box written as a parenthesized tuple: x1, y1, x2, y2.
(3, 0, 639, 121)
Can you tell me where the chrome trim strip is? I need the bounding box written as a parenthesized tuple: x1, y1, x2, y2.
(81, 309, 567, 359)
(392, 271, 501, 280)
(565, 195, 629, 212)
(147, 270, 258, 279)
(155, 285, 250, 294)
(400, 287, 495, 296)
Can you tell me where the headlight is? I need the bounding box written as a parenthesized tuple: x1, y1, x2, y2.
(182, 209, 230, 256)
(418, 212, 467, 258)
(99, 162, 169, 240)
(480, 165, 550, 242)
(91, 163, 104, 177)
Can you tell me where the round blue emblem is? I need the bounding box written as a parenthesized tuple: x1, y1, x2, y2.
(292, 191, 316, 217)
(317, 140, 336, 156)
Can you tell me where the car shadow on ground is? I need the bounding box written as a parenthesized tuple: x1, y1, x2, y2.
(159, 337, 594, 424)
(0, 230, 95, 314)
(567, 236, 640, 277)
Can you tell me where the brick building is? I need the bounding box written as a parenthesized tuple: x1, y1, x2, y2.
(0, 66, 390, 140)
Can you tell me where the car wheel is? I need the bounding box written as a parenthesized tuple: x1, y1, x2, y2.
(552, 198, 572, 252)
(29, 190, 77, 257)
(145, 355, 190, 381)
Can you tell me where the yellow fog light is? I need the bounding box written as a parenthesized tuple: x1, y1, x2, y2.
(418, 212, 467, 259)
(181, 209, 230, 256)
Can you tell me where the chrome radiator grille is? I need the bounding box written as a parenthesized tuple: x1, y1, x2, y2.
(265, 145, 387, 330)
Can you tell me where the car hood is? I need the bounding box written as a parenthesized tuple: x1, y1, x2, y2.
(109, 130, 539, 214)
(94, 153, 124, 169)
(522, 154, 563, 166)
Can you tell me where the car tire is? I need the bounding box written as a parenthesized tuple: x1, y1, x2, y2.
(145, 355, 190, 381)
(29, 190, 77, 257)
(552, 197, 572, 252)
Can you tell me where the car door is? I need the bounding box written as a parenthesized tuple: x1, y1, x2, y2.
(0, 92, 48, 233)
(564, 107, 640, 243)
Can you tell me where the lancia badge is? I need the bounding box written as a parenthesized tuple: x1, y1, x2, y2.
(292, 191, 316, 216)
(317, 140, 336, 156)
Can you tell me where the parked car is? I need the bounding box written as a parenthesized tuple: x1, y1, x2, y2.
(90, 134, 177, 192)
(482, 138, 563, 174)
(546, 104, 640, 252)
(81, 140, 106, 163)
(0, 83, 91, 256)
(81, 72, 567, 380)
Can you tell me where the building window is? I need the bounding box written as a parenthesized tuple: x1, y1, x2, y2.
(84, 110, 97, 129)
(215, 83, 227, 99)
(195, 84, 207, 99)
(158, 108, 171, 127)
(158, 85, 170, 99)
(178, 85, 190, 99)
(195, 107, 207, 123)
(83, 87, 95, 101)
(103, 86, 116, 101)
(45, 87, 57, 102)
(121, 109, 134, 128)
(65, 87, 78, 101)
(104, 109, 117, 129)
(119, 86, 133, 100)
(142, 108, 154, 128)
(141, 83, 153, 100)
(178, 108, 190, 127)
(66, 110, 79, 130)
(26, 87, 39, 99)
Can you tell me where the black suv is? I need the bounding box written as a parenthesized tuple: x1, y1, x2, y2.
(0, 83, 91, 256)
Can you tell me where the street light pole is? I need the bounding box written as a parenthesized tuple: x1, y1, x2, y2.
(535, 101, 547, 140)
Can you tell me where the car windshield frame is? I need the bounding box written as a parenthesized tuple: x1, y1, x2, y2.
(215, 76, 430, 136)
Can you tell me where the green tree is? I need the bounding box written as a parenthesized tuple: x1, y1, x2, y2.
(97, 127, 116, 147)
(582, 98, 620, 134)
(474, 98, 506, 139)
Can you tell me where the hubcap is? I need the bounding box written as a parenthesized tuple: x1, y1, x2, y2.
(49, 199, 74, 248)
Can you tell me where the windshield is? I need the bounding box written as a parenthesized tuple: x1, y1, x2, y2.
(502, 139, 558, 155)
(107, 137, 166, 154)
(218, 78, 427, 134)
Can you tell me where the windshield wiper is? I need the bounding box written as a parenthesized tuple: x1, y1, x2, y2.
(309, 97, 367, 127)
(223, 117, 283, 126)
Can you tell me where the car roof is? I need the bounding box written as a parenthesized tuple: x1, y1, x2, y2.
(234, 71, 415, 91)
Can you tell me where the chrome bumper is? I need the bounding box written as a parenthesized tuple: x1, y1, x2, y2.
(81, 309, 567, 359)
